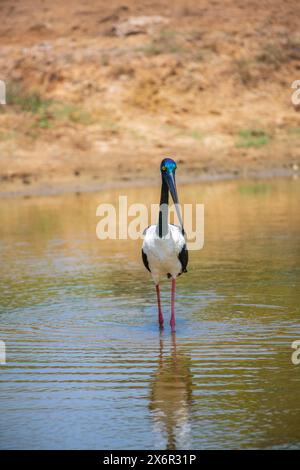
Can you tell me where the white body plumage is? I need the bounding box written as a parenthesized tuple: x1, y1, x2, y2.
(142, 224, 186, 285)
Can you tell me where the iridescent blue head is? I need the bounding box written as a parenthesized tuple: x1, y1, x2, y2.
(160, 158, 177, 175)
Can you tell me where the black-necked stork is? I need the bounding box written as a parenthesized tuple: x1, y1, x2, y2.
(142, 158, 188, 331)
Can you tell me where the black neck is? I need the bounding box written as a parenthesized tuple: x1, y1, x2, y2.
(158, 178, 169, 238)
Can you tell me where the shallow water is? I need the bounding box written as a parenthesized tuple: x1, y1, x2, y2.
(0, 177, 299, 449)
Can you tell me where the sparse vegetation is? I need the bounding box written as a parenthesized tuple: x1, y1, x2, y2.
(184, 129, 203, 141)
(100, 119, 120, 134)
(34, 114, 52, 129)
(3, 82, 93, 132)
(0, 130, 17, 141)
(235, 58, 256, 85)
(6, 82, 52, 113)
(101, 54, 110, 67)
(257, 36, 300, 69)
(192, 50, 205, 62)
(236, 129, 270, 148)
(143, 29, 185, 56)
(52, 104, 93, 125)
(285, 35, 300, 60)
(236, 35, 300, 85)
(287, 127, 300, 135)
(256, 43, 285, 69)
(5, 83, 54, 129)
(163, 123, 204, 142)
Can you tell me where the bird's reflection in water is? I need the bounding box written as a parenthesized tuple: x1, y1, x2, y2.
(149, 332, 193, 450)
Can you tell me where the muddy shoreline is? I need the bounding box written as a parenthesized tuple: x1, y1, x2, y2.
(0, 166, 297, 199)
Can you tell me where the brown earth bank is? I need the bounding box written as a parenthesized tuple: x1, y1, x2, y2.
(0, 0, 300, 197)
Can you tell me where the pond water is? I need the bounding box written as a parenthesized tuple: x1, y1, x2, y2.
(0, 177, 299, 449)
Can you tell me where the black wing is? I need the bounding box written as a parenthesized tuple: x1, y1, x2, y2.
(170, 224, 188, 275)
(142, 249, 151, 272)
(142, 225, 151, 272)
(178, 244, 188, 275)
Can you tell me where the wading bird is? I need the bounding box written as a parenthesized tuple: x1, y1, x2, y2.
(142, 158, 188, 331)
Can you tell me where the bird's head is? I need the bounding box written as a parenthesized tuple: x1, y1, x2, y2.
(160, 158, 177, 175)
(160, 158, 178, 203)
(160, 157, 182, 227)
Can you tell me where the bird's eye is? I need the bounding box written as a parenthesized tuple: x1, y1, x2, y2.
(162, 166, 166, 171)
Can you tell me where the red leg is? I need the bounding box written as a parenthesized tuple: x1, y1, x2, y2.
(170, 278, 176, 332)
(156, 284, 164, 328)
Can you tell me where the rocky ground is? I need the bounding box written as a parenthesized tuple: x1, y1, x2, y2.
(0, 0, 300, 196)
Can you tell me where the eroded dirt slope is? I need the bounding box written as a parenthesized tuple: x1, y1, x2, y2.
(0, 0, 300, 194)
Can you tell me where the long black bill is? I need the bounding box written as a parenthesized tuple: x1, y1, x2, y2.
(164, 172, 183, 229)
